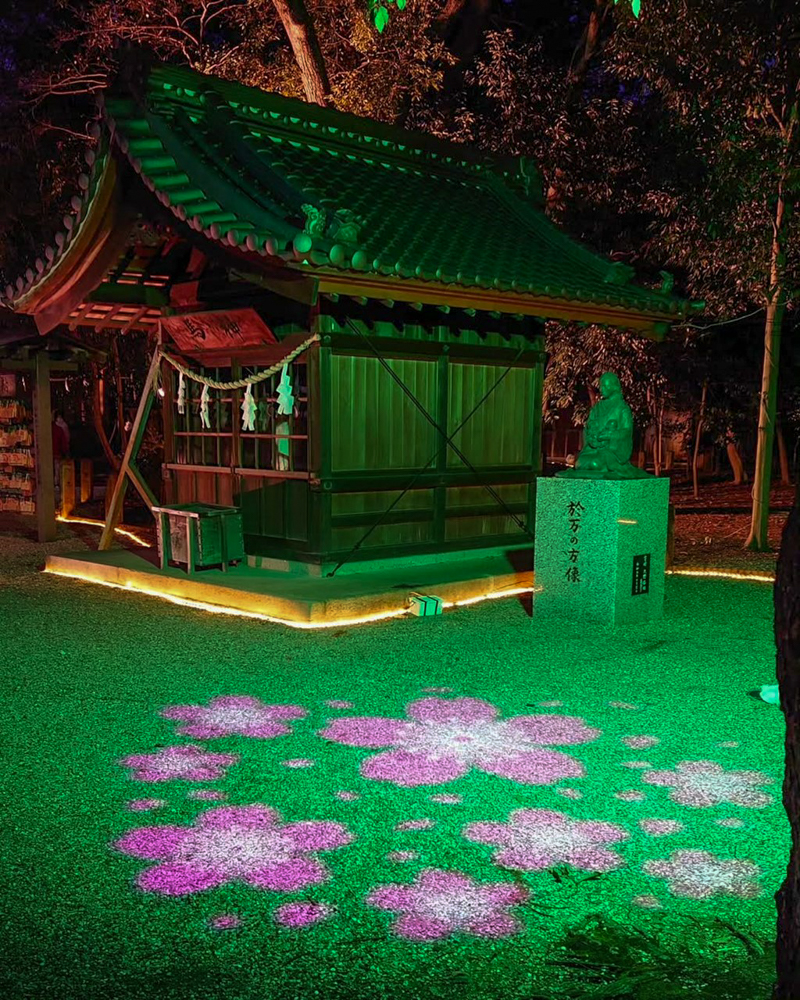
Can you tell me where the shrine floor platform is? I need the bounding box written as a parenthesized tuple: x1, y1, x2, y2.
(44, 546, 534, 627)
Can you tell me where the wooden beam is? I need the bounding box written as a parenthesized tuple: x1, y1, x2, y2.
(1, 358, 79, 372)
(33, 352, 56, 542)
(98, 347, 160, 549)
(314, 271, 675, 337)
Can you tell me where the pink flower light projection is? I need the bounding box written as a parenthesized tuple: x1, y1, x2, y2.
(639, 819, 684, 837)
(318, 697, 600, 788)
(645, 850, 762, 900)
(366, 868, 528, 941)
(188, 789, 227, 801)
(621, 735, 659, 749)
(126, 799, 166, 812)
(119, 745, 239, 783)
(641, 761, 774, 809)
(114, 804, 353, 896)
(273, 901, 333, 927)
(161, 696, 307, 739)
(395, 819, 436, 832)
(463, 808, 629, 873)
(209, 913, 242, 930)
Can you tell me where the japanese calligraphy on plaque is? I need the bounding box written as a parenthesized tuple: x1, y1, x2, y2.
(632, 553, 651, 596)
(565, 500, 586, 584)
(162, 308, 276, 354)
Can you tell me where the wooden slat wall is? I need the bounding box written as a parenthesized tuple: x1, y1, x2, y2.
(331, 520, 434, 552)
(332, 489, 434, 515)
(173, 469, 234, 506)
(447, 364, 534, 468)
(330, 355, 436, 472)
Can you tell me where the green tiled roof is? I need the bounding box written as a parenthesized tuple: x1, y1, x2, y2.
(4, 62, 690, 328)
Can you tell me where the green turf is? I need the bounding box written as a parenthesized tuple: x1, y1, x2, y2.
(0, 534, 786, 1000)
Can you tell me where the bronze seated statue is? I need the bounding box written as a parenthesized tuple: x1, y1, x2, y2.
(557, 372, 650, 481)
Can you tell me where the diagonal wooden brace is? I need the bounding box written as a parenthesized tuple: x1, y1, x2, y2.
(98, 347, 160, 550)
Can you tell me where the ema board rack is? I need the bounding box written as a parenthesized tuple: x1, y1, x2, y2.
(0, 390, 35, 514)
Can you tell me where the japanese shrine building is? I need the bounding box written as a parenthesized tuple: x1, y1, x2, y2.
(1, 62, 690, 619)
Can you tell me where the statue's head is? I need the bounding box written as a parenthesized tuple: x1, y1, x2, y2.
(598, 372, 622, 399)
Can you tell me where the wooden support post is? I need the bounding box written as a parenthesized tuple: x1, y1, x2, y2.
(80, 459, 93, 503)
(104, 469, 118, 518)
(33, 352, 56, 542)
(99, 348, 160, 550)
(60, 459, 76, 517)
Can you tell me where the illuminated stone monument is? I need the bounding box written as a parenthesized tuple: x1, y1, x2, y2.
(534, 373, 669, 624)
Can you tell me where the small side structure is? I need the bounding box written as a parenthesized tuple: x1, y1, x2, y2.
(0, 62, 692, 622)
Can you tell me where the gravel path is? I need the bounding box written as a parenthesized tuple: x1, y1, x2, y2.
(0, 522, 784, 1000)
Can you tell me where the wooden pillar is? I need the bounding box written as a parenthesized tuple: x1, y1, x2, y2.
(33, 352, 56, 542)
(60, 459, 76, 517)
(80, 459, 93, 503)
(104, 469, 118, 518)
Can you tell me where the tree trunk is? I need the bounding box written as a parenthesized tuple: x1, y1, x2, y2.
(727, 437, 747, 485)
(91, 362, 120, 472)
(745, 288, 786, 549)
(568, 0, 611, 87)
(271, 0, 330, 106)
(693, 381, 708, 499)
(774, 484, 800, 999)
(437, 0, 491, 62)
(745, 166, 789, 550)
(778, 424, 791, 486)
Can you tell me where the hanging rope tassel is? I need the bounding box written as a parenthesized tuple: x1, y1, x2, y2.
(200, 384, 211, 429)
(177, 372, 186, 415)
(277, 363, 294, 416)
(241, 383, 256, 432)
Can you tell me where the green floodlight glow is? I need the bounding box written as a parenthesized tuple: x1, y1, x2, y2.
(3, 561, 784, 999)
(614, 0, 642, 16)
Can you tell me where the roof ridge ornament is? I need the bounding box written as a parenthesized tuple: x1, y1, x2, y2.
(301, 203, 328, 237)
(327, 209, 364, 245)
(302, 204, 365, 248)
(604, 261, 635, 286)
(516, 156, 544, 206)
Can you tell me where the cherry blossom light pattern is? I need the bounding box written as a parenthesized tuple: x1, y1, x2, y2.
(273, 901, 333, 927)
(160, 696, 307, 739)
(641, 761, 774, 808)
(644, 850, 762, 900)
(114, 804, 353, 896)
(366, 868, 529, 941)
(119, 745, 239, 783)
(126, 799, 166, 812)
(463, 808, 629, 873)
(318, 697, 600, 788)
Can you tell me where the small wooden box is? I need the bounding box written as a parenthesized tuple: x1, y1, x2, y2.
(153, 503, 244, 573)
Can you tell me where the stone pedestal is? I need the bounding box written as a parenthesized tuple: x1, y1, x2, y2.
(534, 476, 670, 625)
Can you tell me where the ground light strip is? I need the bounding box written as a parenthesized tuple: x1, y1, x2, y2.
(43, 565, 772, 630)
(56, 515, 152, 548)
(43, 564, 537, 630)
(666, 568, 775, 584)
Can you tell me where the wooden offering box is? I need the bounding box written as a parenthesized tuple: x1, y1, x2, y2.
(154, 503, 244, 573)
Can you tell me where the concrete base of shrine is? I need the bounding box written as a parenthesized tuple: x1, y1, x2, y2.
(44, 545, 533, 627)
(533, 476, 670, 625)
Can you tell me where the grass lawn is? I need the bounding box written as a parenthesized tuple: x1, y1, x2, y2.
(0, 530, 787, 1000)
